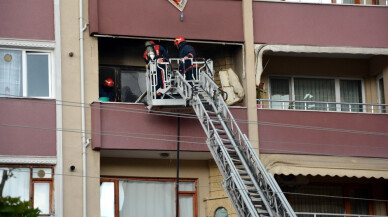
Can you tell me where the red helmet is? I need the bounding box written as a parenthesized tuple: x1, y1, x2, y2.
(174, 36, 185, 47)
(104, 78, 114, 87)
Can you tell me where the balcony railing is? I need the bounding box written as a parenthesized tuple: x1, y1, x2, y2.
(296, 212, 388, 217)
(253, 0, 388, 6)
(257, 99, 387, 114)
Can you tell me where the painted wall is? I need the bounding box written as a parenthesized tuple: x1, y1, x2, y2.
(60, 0, 101, 216)
(91, 103, 248, 152)
(257, 109, 388, 158)
(0, 0, 54, 40)
(253, 2, 388, 48)
(100, 157, 210, 217)
(89, 0, 244, 42)
(0, 98, 56, 156)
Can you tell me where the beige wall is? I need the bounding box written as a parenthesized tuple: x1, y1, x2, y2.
(101, 157, 210, 217)
(61, 0, 100, 216)
(206, 161, 237, 217)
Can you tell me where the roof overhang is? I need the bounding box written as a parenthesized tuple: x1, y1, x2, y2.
(262, 154, 388, 179)
(254, 44, 388, 86)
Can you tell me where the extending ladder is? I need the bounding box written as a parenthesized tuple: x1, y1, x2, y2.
(146, 59, 296, 217)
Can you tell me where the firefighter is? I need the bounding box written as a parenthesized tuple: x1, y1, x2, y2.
(174, 36, 197, 82)
(99, 78, 116, 102)
(143, 41, 170, 97)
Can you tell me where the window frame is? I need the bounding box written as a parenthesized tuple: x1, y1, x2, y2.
(0, 48, 54, 99)
(0, 165, 54, 215)
(269, 75, 365, 111)
(100, 177, 198, 217)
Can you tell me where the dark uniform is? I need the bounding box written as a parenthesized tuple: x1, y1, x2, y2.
(143, 43, 170, 92)
(177, 41, 197, 81)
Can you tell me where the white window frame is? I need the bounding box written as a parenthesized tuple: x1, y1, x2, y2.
(269, 75, 365, 111)
(377, 74, 384, 104)
(0, 47, 54, 99)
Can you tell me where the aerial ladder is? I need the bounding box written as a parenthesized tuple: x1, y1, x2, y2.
(146, 58, 296, 217)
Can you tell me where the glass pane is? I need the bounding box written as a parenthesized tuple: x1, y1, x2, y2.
(0, 168, 30, 201)
(100, 182, 115, 217)
(0, 49, 23, 97)
(294, 78, 336, 111)
(215, 207, 228, 217)
(33, 183, 50, 214)
(32, 168, 52, 179)
(349, 189, 369, 215)
(340, 80, 362, 112)
(270, 78, 290, 109)
(121, 69, 147, 102)
(119, 180, 175, 217)
(179, 182, 195, 191)
(27, 54, 49, 97)
(179, 195, 193, 217)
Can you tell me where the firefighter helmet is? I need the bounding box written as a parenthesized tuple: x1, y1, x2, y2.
(174, 36, 185, 47)
(103, 78, 114, 87)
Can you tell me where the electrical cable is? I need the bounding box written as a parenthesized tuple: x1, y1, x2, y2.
(1, 95, 387, 137)
(2, 169, 388, 203)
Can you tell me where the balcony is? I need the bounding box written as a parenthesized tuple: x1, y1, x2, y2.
(253, 1, 388, 48)
(91, 102, 248, 154)
(0, 98, 56, 156)
(257, 107, 388, 158)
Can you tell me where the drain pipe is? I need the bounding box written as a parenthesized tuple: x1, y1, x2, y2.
(79, 0, 88, 216)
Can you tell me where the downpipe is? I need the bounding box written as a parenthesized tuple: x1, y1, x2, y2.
(79, 0, 88, 216)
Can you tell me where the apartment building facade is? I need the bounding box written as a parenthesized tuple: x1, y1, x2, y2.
(0, 0, 387, 216)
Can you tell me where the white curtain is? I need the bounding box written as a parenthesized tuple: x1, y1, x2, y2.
(270, 78, 290, 109)
(0, 168, 30, 201)
(100, 182, 115, 217)
(119, 180, 175, 217)
(294, 78, 336, 111)
(179, 195, 194, 217)
(340, 80, 362, 112)
(0, 49, 23, 97)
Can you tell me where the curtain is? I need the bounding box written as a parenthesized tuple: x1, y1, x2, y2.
(119, 180, 175, 217)
(340, 80, 362, 112)
(270, 78, 290, 109)
(0, 168, 30, 201)
(179, 195, 194, 217)
(100, 182, 115, 217)
(0, 49, 23, 97)
(294, 78, 336, 111)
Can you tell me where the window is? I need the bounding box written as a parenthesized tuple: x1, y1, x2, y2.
(215, 207, 228, 217)
(100, 178, 197, 217)
(0, 49, 52, 98)
(99, 66, 146, 103)
(287, 184, 373, 216)
(0, 166, 54, 215)
(377, 76, 386, 113)
(269, 76, 363, 112)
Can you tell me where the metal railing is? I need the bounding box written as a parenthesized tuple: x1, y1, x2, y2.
(257, 99, 388, 114)
(253, 0, 388, 6)
(295, 212, 388, 217)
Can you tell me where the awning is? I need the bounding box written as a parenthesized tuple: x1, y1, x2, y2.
(261, 154, 388, 179)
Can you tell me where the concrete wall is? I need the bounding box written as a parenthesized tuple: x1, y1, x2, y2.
(60, 0, 100, 216)
(253, 2, 388, 48)
(0, 0, 54, 40)
(89, 0, 244, 42)
(101, 157, 210, 217)
(206, 161, 237, 217)
(0, 98, 56, 156)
